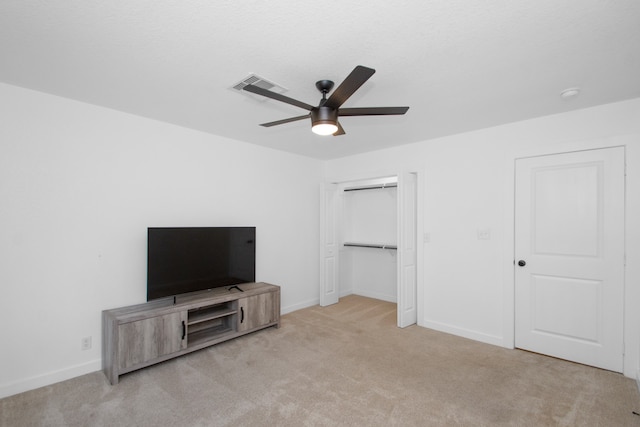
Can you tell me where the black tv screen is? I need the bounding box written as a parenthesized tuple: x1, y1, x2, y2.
(147, 227, 256, 301)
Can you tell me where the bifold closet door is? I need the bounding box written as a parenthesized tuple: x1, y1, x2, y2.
(320, 183, 339, 306)
(397, 172, 417, 327)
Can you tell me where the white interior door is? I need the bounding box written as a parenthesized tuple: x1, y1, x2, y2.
(397, 172, 417, 327)
(514, 147, 625, 372)
(320, 183, 339, 306)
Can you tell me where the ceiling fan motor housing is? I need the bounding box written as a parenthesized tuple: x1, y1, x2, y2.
(311, 106, 338, 126)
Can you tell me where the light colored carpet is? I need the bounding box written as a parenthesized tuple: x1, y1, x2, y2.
(1, 295, 639, 426)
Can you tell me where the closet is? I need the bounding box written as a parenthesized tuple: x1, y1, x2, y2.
(320, 172, 418, 328)
(339, 178, 398, 302)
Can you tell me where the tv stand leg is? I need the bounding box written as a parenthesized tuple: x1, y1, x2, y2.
(228, 285, 244, 292)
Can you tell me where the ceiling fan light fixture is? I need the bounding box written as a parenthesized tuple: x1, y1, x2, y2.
(311, 107, 338, 136)
(312, 123, 338, 135)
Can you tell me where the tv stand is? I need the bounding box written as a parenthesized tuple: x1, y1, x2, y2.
(227, 285, 244, 292)
(102, 282, 280, 385)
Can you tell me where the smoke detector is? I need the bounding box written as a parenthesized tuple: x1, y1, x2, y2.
(560, 87, 581, 99)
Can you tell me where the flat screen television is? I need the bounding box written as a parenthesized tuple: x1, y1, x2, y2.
(147, 227, 256, 301)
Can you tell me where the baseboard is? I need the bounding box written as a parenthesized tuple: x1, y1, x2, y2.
(421, 319, 504, 348)
(280, 290, 395, 314)
(0, 359, 101, 399)
(340, 288, 353, 298)
(352, 290, 397, 303)
(281, 297, 319, 315)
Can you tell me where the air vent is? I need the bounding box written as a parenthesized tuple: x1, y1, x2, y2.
(231, 74, 287, 100)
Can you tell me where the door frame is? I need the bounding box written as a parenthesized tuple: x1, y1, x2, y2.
(502, 141, 637, 377)
(321, 168, 424, 328)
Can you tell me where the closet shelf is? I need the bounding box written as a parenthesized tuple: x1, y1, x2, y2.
(343, 242, 397, 250)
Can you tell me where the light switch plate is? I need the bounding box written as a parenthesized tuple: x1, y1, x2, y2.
(477, 228, 491, 240)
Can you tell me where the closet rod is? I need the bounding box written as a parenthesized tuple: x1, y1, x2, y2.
(343, 243, 398, 250)
(343, 183, 397, 192)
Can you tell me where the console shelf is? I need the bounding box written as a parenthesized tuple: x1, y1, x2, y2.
(102, 282, 280, 385)
(188, 325, 235, 348)
(188, 303, 236, 325)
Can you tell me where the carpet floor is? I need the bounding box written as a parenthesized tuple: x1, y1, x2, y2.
(1, 295, 639, 426)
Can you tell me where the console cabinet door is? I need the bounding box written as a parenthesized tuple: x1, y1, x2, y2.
(118, 311, 187, 370)
(238, 293, 277, 332)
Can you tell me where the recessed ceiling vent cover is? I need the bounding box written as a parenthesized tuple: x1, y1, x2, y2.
(231, 74, 287, 101)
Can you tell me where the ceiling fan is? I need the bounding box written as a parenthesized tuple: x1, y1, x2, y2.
(243, 65, 409, 136)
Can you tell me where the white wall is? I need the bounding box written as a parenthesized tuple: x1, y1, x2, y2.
(340, 186, 397, 301)
(3, 81, 639, 398)
(325, 98, 640, 378)
(0, 83, 322, 398)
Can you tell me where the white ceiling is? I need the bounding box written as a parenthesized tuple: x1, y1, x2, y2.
(1, 1, 639, 160)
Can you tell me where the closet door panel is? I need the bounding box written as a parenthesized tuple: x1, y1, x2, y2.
(398, 172, 418, 327)
(320, 183, 340, 306)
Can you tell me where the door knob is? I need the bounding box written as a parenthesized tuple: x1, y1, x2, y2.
(518, 260, 526, 267)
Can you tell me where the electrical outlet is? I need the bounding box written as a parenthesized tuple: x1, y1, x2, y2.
(81, 336, 92, 351)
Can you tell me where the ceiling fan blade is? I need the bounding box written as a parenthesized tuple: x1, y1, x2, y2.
(324, 65, 375, 110)
(333, 121, 346, 136)
(260, 114, 310, 127)
(338, 106, 409, 116)
(243, 85, 315, 111)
